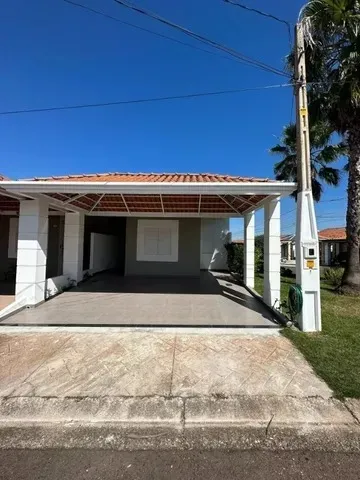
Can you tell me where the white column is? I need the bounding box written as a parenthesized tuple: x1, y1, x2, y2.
(263, 197, 281, 308)
(243, 211, 255, 288)
(15, 199, 49, 305)
(63, 212, 85, 284)
(296, 191, 321, 332)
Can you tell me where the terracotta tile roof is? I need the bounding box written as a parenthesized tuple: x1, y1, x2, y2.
(30, 172, 272, 183)
(319, 227, 346, 241)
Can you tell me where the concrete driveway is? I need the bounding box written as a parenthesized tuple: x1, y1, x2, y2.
(0, 330, 332, 398)
(1, 272, 278, 328)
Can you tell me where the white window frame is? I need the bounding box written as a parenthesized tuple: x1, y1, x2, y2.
(136, 219, 179, 262)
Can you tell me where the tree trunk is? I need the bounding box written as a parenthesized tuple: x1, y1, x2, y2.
(341, 123, 360, 294)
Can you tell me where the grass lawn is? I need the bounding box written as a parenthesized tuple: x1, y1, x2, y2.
(255, 274, 360, 399)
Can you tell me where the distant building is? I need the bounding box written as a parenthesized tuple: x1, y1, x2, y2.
(319, 227, 347, 266)
(281, 234, 296, 261)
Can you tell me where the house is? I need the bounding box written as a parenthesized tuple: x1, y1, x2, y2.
(281, 234, 296, 262)
(0, 171, 300, 327)
(280, 228, 350, 267)
(319, 227, 347, 266)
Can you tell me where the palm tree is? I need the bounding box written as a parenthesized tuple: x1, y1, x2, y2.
(270, 121, 345, 202)
(299, 0, 360, 294)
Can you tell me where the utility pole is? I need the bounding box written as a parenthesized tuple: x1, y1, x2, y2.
(294, 23, 322, 331)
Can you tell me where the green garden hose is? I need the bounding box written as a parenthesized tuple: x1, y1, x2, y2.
(288, 284, 303, 320)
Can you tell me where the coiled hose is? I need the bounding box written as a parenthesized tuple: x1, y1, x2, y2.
(288, 284, 303, 321)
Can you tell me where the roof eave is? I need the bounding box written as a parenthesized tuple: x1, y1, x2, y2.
(0, 180, 297, 196)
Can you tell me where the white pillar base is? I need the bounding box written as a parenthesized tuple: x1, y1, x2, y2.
(15, 199, 49, 306)
(263, 197, 281, 308)
(243, 211, 255, 289)
(63, 212, 85, 284)
(296, 191, 322, 332)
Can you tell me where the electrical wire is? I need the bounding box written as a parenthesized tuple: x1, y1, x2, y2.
(63, 0, 247, 65)
(223, 0, 293, 48)
(0, 82, 293, 116)
(112, 0, 290, 78)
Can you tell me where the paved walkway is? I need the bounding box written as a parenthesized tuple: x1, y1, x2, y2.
(1, 273, 278, 327)
(0, 295, 14, 311)
(0, 330, 331, 398)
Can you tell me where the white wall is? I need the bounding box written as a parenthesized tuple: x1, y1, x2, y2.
(8, 217, 19, 258)
(89, 233, 119, 274)
(45, 274, 71, 299)
(200, 218, 230, 271)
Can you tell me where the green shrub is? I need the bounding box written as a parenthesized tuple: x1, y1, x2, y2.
(255, 246, 264, 273)
(225, 243, 263, 278)
(225, 243, 244, 277)
(280, 267, 295, 278)
(323, 267, 344, 287)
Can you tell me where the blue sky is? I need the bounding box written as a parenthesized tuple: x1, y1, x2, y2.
(0, 0, 347, 237)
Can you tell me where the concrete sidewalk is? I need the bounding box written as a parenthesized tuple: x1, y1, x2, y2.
(1, 328, 359, 451)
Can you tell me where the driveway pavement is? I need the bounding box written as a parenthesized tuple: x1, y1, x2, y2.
(0, 330, 331, 398)
(0, 272, 278, 327)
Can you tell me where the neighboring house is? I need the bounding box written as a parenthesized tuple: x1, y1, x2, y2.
(281, 234, 296, 262)
(280, 228, 350, 267)
(319, 227, 347, 266)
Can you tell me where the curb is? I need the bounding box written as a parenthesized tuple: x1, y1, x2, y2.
(0, 395, 359, 451)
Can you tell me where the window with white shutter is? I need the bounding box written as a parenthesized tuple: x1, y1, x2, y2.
(136, 220, 179, 262)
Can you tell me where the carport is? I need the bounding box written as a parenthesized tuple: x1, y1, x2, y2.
(0, 172, 296, 328)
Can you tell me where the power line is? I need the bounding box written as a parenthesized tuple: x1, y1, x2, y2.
(281, 208, 296, 218)
(112, 0, 290, 78)
(223, 0, 293, 47)
(280, 197, 345, 219)
(0, 82, 293, 116)
(63, 0, 246, 65)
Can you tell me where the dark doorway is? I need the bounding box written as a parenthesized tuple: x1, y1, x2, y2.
(83, 216, 126, 275)
(46, 216, 64, 278)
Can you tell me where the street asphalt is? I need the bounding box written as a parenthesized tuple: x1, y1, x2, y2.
(1, 449, 360, 480)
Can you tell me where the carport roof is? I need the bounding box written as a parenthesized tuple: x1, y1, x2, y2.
(29, 172, 272, 183)
(0, 172, 296, 217)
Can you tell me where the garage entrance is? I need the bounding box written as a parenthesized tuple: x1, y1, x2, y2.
(1, 272, 279, 328)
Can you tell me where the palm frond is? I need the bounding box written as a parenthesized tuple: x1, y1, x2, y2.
(318, 166, 341, 185)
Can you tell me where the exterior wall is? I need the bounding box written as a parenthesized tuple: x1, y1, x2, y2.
(83, 216, 126, 274)
(125, 217, 200, 276)
(45, 274, 71, 299)
(89, 233, 119, 274)
(200, 218, 230, 271)
(63, 212, 85, 284)
(0, 215, 16, 281)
